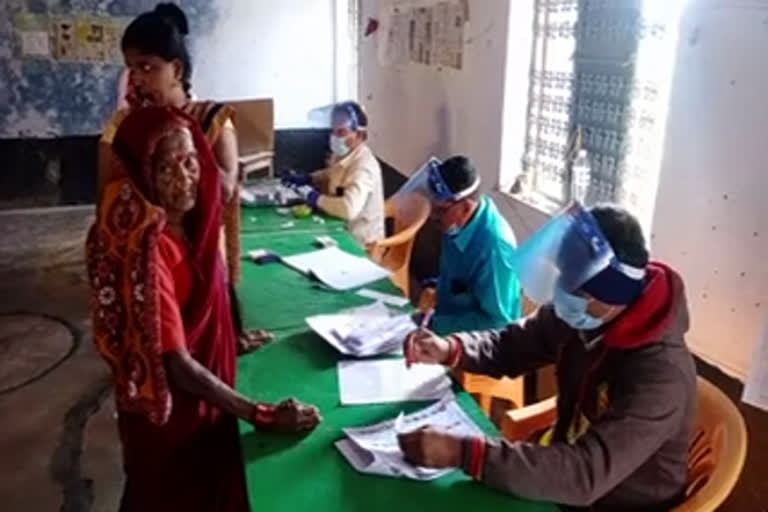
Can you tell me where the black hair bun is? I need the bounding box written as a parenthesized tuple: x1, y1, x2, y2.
(154, 2, 189, 35)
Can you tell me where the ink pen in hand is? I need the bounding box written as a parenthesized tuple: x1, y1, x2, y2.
(406, 309, 433, 368)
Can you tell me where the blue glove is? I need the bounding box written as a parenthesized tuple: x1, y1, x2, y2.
(282, 171, 311, 187)
(295, 185, 320, 208)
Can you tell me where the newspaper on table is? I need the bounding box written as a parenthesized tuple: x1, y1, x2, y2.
(336, 396, 484, 480)
(306, 302, 415, 357)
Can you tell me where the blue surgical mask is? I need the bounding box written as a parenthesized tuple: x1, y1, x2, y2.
(553, 286, 605, 331)
(330, 135, 350, 157)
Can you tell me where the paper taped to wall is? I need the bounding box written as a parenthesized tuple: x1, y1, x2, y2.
(20, 31, 50, 57)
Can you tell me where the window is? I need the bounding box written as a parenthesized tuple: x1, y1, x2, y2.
(334, 0, 360, 102)
(514, 0, 686, 233)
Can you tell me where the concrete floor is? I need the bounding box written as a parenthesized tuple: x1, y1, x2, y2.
(0, 207, 765, 511)
(0, 208, 122, 512)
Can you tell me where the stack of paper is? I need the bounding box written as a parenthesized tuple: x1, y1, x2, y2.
(241, 178, 302, 206)
(282, 247, 391, 290)
(337, 358, 452, 405)
(336, 397, 484, 480)
(307, 302, 416, 357)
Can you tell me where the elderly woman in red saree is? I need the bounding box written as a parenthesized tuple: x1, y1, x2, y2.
(87, 106, 321, 512)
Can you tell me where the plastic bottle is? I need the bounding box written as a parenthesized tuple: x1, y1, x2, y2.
(571, 149, 591, 204)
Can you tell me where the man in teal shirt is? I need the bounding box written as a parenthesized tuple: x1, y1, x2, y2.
(419, 156, 521, 333)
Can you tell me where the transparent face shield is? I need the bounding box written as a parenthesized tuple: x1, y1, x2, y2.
(515, 202, 616, 304)
(390, 157, 480, 207)
(307, 103, 365, 132)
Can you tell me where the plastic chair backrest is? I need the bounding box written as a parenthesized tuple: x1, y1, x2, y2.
(671, 376, 748, 512)
(369, 194, 430, 298)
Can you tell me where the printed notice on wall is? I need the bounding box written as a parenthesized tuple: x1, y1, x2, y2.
(432, 1, 464, 69)
(378, 0, 465, 70)
(409, 6, 433, 65)
(20, 31, 50, 57)
(13, 12, 51, 58)
(52, 17, 77, 61)
(378, 5, 410, 67)
(10, 12, 128, 64)
(742, 323, 768, 412)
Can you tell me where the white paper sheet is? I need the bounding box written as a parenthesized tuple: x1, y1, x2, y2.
(336, 397, 483, 480)
(357, 288, 410, 308)
(20, 31, 50, 57)
(337, 358, 451, 405)
(282, 247, 391, 290)
(742, 323, 768, 411)
(306, 302, 413, 357)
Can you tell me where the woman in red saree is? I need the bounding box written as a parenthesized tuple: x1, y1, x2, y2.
(87, 106, 320, 512)
(100, 2, 269, 354)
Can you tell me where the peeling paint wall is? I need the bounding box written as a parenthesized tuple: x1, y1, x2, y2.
(0, 0, 339, 138)
(0, 0, 214, 138)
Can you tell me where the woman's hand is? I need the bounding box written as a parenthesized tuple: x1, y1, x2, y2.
(272, 398, 321, 432)
(237, 329, 273, 355)
(249, 398, 321, 432)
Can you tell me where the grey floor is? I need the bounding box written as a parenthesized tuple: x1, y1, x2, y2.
(0, 208, 764, 511)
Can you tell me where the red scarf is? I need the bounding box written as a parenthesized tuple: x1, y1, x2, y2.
(87, 106, 235, 424)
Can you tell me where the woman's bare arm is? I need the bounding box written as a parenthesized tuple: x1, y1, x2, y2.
(164, 350, 254, 420)
(213, 125, 240, 203)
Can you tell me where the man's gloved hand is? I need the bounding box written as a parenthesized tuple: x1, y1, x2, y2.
(281, 170, 311, 187)
(295, 185, 320, 208)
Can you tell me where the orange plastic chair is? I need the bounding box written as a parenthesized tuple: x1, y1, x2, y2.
(368, 195, 430, 299)
(500, 376, 748, 512)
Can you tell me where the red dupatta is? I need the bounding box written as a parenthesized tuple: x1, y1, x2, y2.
(86, 106, 236, 424)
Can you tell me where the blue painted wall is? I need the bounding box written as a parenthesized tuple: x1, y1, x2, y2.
(0, 0, 214, 138)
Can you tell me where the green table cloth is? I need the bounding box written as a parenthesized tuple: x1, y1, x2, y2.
(235, 207, 558, 512)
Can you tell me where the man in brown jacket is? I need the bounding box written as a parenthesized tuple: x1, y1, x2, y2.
(400, 204, 696, 512)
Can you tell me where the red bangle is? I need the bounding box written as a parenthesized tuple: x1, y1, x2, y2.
(462, 437, 487, 480)
(250, 402, 276, 426)
(446, 336, 463, 368)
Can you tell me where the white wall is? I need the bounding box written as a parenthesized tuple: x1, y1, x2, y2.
(360, 0, 548, 238)
(360, 0, 510, 189)
(651, 0, 768, 379)
(193, 0, 342, 128)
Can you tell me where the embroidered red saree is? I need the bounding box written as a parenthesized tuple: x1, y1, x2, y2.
(86, 107, 248, 511)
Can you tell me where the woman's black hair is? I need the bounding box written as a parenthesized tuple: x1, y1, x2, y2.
(121, 3, 193, 95)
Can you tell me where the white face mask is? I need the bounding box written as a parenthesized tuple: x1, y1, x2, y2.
(330, 135, 350, 157)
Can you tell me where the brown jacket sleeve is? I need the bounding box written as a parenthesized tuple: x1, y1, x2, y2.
(476, 356, 688, 507)
(453, 305, 569, 379)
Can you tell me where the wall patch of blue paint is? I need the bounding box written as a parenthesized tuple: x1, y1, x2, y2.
(26, 0, 47, 14)
(0, 0, 213, 138)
